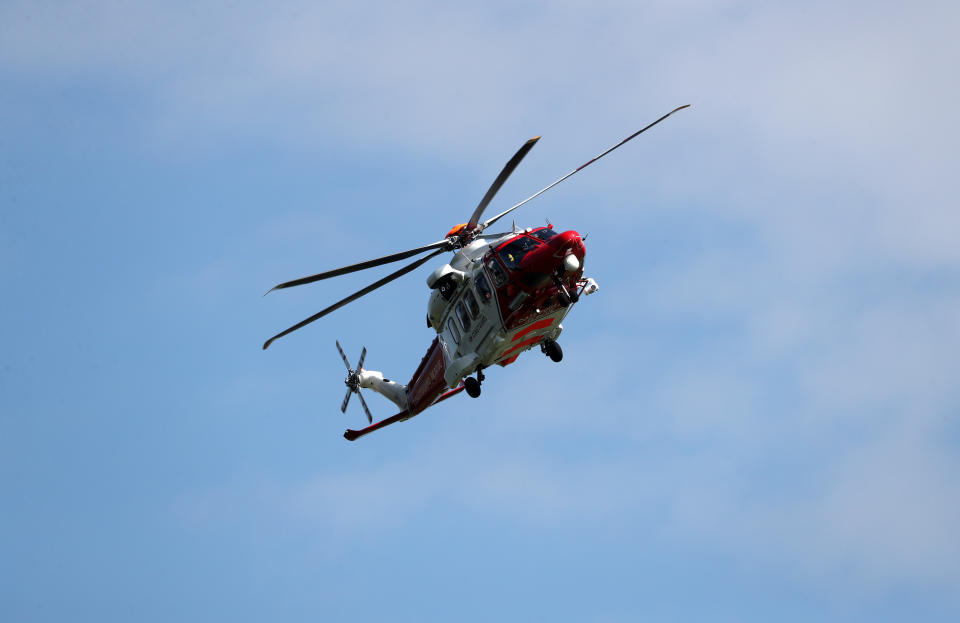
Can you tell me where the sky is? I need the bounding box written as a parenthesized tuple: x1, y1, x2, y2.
(2, 0, 960, 620)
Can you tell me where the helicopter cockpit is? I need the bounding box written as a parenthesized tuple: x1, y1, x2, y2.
(492, 226, 560, 270)
(497, 235, 540, 269)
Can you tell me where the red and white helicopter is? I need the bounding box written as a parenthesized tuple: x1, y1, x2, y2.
(263, 105, 689, 440)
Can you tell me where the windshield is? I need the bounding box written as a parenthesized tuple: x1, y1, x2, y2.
(497, 236, 540, 269)
(530, 227, 557, 242)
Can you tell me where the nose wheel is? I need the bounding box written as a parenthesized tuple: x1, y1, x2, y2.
(464, 368, 485, 398)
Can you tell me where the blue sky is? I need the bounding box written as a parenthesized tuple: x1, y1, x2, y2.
(2, 1, 959, 621)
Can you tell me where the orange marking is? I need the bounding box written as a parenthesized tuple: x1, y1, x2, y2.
(512, 318, 555, 341)
(446, 223, 468, 237)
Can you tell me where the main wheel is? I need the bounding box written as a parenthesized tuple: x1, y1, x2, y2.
(464, 376, 482, 398)
(542, 339, 563, 363)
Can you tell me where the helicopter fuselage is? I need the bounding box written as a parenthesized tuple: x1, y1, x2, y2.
(368, 225, 595, 418)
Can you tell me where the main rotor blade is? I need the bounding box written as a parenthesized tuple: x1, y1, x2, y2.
(466, 136, 541, 232)
(265, 239, 451, 295)
(477, 231, 514, 241)
(263, 248, 446, 350)
(481, 105, 690, 231)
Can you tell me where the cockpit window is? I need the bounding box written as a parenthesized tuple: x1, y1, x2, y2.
(486, 258, 508, 287)
(530, 227, 558, 242)
(498, 236, 539, 269)
(475, 273, 493, 303)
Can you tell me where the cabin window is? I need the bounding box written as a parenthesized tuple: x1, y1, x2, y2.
(531, 227, 558, 242)
(475, 273, 493, 303)
(464, 290, 480, 317)
(498, 236, 539, 269)
(486, 258, 508, 287)
(446, 317, 460, 344)
(456, 302, 471, 332)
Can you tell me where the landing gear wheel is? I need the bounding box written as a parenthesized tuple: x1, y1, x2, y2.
(541, 339, 563, 363)
(464, 376, 482, 398)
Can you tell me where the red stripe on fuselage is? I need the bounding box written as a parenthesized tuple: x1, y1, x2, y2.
(512, 317, 555, 342)
(501, 335, 543, 360)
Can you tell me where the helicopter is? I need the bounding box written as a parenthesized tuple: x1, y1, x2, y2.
(263, 105, 689, 440)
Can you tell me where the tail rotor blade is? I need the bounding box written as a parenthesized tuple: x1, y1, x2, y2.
(356, 389, 373, 423)
(335, 340, 351, 370)
(357, 347, 367, 371)
(341, 388, 352, 413)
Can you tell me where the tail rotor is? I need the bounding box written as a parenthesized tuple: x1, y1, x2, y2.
(336, 341, 373, 423)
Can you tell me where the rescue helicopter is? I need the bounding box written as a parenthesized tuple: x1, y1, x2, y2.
(263, 105, 689, 440)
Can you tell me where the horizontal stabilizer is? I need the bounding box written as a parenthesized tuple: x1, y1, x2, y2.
(343, 385, 466, 441)
(344, 411, 410, 441)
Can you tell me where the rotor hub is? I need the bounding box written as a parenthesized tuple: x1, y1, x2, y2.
(345, 370, 360, 393)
